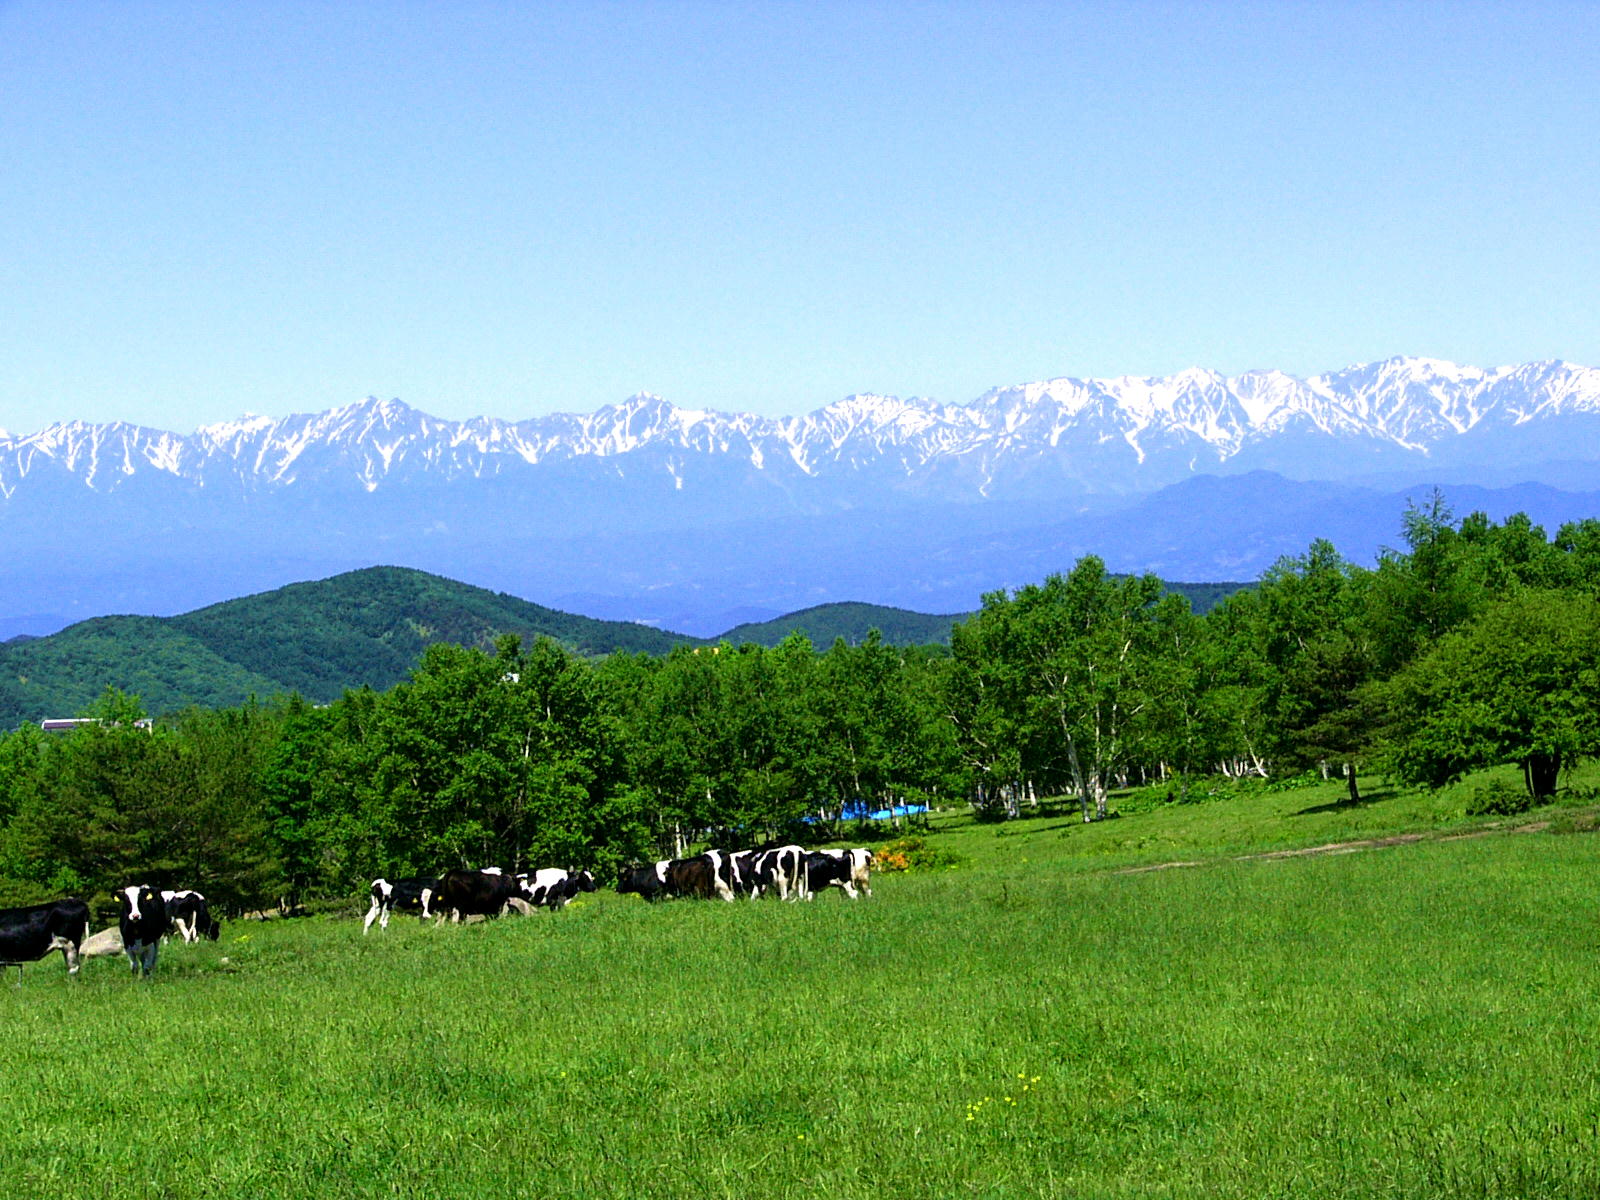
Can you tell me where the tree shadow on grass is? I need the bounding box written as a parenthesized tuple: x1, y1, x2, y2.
(1292, 787, 1401, 816)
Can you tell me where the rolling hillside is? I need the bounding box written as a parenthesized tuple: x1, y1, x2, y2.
(0, 567, 689, 726)
(717, 602, 966, 648)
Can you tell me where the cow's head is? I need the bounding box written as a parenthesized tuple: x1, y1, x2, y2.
(574, 870, 597, 893)
(121, 884, 161, 922)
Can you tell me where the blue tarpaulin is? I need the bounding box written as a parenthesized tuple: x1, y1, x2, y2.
(836, 802, 928, 822)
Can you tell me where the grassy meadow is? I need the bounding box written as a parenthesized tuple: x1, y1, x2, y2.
(8, 769, 1600, 1199)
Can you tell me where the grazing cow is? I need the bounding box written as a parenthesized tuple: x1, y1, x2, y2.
(616, 861, 671, 903)
(804, 852, 862, 900)
(701, 850, 739, 901)
(362, 877, 441, 934)
(815, 847, 874, 898)
(746, 845, 809, 900)
(0, 898, 90, 982)
(663, 854, 735, 901)
(433, 869, 535, 923)
(162, 890, 221, 944)
(119, 884, 172, 976)
(519, 868, 597, 910)
(730, 850, 763, 898)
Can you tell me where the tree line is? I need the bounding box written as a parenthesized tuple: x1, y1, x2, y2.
(3, 497, 1598, 914)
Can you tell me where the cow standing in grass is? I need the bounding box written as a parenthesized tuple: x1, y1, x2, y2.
(163, 890, 221, 943)
(664, 855, 724, 900)
(363, 877, 442, 933)
(119, 884, 171, 977)
(518, 868, 597, 910)
(805, 848, 873, 900)
(0, 898, 89, 982)
(433, 869, 536, 922)
(616, 861, 671, 902)
(814, 848, 873, 898)
(727, 846, 805, 900)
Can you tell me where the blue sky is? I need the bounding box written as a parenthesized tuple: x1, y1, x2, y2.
(3, 1, 1597, 433)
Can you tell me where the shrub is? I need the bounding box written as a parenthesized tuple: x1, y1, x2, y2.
(875, 837, 965, 873)
(1264, 768, 1325, 793)
(1465, 779, 1533, 817)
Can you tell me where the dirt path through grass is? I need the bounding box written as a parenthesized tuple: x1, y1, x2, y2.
(1116, 820, 1556, 874)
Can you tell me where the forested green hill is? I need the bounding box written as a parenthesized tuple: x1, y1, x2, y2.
(718, 602, 965, 647)
(0, 567, 689, 726)
(0, 566, 1252, 728)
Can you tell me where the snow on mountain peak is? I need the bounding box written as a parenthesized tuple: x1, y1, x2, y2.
(0, 359, 1595, 500)
(197, 413, 276, 440)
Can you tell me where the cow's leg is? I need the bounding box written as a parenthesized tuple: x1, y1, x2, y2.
(363, 899, 382, 934)
(48, 935, 81, 975)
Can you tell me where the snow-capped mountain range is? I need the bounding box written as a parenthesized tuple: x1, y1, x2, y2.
(3, 357, 1598, 503)
(2, 357, 1598, 638)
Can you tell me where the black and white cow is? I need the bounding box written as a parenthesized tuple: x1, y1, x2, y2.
(804, 851, 866, 900)
(813, 847, 873, 898)
(617, 854, 738, 902)
(362, 877, 441, 934)
(0, 898, 90, 982)
(162, 890, 221, 944)
(118, 884, 172, 976)
(616, 861, 671, 902)
(433, 868, 535, 923)
(518, 868, 598, 910)
(729, 850, 763, 897)
(744, 845, 809, 900)
(701, 850, 739, 901)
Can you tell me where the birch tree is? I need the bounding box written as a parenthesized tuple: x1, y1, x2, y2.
(953, 557, 1166, 821)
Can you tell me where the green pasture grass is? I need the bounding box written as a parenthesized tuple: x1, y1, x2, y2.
(912, 759, 1600, 878)
(8, 785, 1600, 1198)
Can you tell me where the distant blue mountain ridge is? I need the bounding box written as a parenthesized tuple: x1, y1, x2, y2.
(1, 356, 1596, 636)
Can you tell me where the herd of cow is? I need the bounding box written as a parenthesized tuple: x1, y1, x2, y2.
(617, 845, 874, 903)
(0, 844, 874, 982)
(367, 846, 874, 929)
(0, 885, 220, 982)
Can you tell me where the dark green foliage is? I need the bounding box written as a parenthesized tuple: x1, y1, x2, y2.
(719, 602, 965, 647)
(0, 566, 689, 729)
(1380, 590, 1600, 797)
(0, 617, 286, 730)
(949, 557, 1176, 821)
(1464, 779, 1534, 817)
(0, 688, 280, 912)
(718, 584, 1248, 649)
(170, 566, 686, 691)
(1163, 579, 1253, 614)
